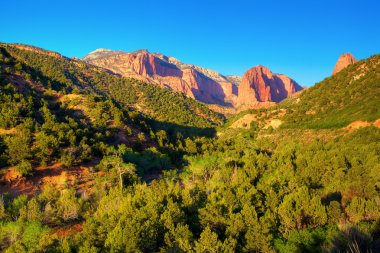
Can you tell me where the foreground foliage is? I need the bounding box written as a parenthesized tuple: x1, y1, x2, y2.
(1, 126, 379, 252)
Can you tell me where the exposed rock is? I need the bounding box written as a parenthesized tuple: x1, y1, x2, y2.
(332, 53, 357, 75)
(84, 49, 238, 105)
(237, 65, 303, 106)
(83, 49, 301, 107)
(13, 44, 64, 59)
(225, 75, 242, 86)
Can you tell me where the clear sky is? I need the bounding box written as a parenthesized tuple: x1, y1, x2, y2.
(2, 0, 380, 86)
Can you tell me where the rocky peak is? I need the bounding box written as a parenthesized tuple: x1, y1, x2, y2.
(92, 48, 112, 53)
(237, 65, 302, 105)
(332, 53, 357, 75)
(83, 48, 123, 61)
(82, 48, 301, 107)
(132, 49, 149, 55)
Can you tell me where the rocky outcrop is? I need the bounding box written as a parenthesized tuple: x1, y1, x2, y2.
(237, 65, 303, 106)
(83, 49, 301, 107)
(332, 53, 357, 75)
(13, 44, 64, 59)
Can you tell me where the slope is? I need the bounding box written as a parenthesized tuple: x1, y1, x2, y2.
(0, 42, 224, 198)
(1, 43, 224, 130)
(280, 53, 380, 128)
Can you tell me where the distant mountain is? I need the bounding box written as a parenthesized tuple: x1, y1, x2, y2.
(332, 53, 357, 75)
(237, 65, 303, 106)
(83, 49, 301, 107)
(83, 49, 238, 106)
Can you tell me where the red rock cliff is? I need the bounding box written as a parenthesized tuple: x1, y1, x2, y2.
(84, 50, 301, 107)
(84, 50, 238, 105)
(237, 65, 302, 106)
(332, 53, 357, 75)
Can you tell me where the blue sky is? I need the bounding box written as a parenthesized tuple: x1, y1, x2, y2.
(2, 0, 380, 86)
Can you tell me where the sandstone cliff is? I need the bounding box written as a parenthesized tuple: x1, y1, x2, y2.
(84, 49, 238, 105)
(237, 65, 303, 106)
(83, 49, 301, 107)
(332, 53, 357, 75)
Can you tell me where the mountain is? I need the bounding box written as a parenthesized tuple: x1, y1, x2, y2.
(83, 49, 239, 106)
(332, 53, 357, 75)
(83, 49, 301, 107)
(237, 65, 303, 106)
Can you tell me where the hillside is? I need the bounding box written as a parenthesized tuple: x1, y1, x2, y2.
(0, 42, 223, 195)
(280, 53, 380, 128)
(224, 53, 380, 131)
(1, 43, 224, 130)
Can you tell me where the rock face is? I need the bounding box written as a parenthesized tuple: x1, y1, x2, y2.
(237, 65, 303, 106)
(13, 44, 64, 59)
(83, 49, 301, 107)
(332, 53, 357, 75)
(84, 49, 238, 105)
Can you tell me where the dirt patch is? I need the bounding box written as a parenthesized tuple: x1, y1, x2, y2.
(58, 94, 83, 103)
(0, 128, 15, 135)
(344, 119, 380, 133)
(53, 223, 83, 237)
(230, 114, 257, 129)
(0, 160, 102, 198)
(264, 119, 283, 129)
(346, 120, 371, 129)
(373, 119, 380, 128)
(208, 104, 237, 115)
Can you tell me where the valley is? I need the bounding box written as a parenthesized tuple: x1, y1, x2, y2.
(0, 43, 379, 252)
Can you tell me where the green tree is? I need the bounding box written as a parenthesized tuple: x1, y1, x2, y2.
(57, 188, 80, 221)
(4, 124, 33, 174)
(34, 131, 59, 166)
(195, 227, 222, 253)
(99, 146, 137, 191)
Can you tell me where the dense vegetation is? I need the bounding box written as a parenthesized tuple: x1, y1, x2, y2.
(0, 44, 379, 252)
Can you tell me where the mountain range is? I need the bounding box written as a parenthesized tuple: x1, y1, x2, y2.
(83, 49, 303, 107)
